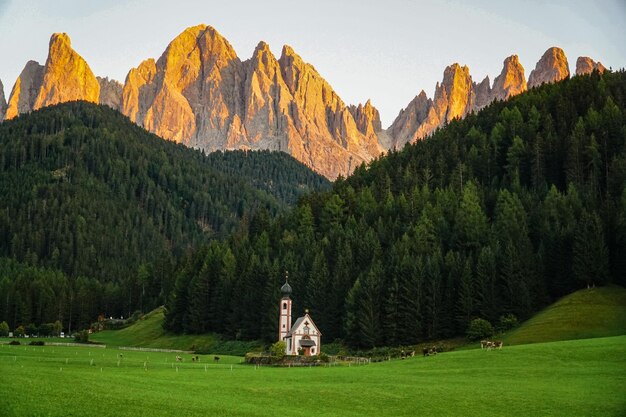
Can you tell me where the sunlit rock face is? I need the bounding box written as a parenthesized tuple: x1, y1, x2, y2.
(118, 25, 382, 179)
(34, 33, 100, 110)
(0, 80, 7, 120)
(5, 60, 44, 120)
(575, 56, 606, 75)
(491, 55, 527, 102)
(390, 48, 582, 150)
(528, 47, 570, 89)
(97, 77, 123, 111)
(5, 33, 101, 120)
(389, 64, 474, 149)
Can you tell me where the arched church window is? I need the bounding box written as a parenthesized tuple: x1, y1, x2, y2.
(283, 302, 287, 310)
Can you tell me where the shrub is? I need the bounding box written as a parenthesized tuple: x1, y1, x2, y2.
(319, 352, 330, 363)
(0, 321, 9, 337)
(270, 341, 286, 359)
(466, 318, 495, 341)
(498, 314, 519, 331)
(74, 330, 90, 343)
(29, 341, 45, 346)
(38, 323, 54, 337)
(25, 323, 38, 336)
(53, 321, 62, 337)
(9, 340, 20, 345)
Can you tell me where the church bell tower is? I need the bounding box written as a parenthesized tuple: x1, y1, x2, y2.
(279, 272, 292, 341)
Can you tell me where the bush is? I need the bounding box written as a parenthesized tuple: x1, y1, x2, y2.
(25, 323, 38, 336)
(38, 323, 54, 337)
(270, 341, 286, 359)
(29, 341, 45, 346)
(74, 330, 90, 343)
(9, 340, 20, 345)
(498, 314, 519, 331)
(466, 318, 495, 341)
(319, 352, 330, 363)
(0, 321, 9, 337)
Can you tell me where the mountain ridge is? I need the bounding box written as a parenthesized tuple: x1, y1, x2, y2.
(2, 26, 609, 178)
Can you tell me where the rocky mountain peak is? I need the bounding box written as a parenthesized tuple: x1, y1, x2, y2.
(436, 63, 473, 121)
(0, 79, 6, 120)
(97, 77, 123, 111)
(5, 60, 44, 120)
(575, 56, 606, 75)
(491, 54, 527, 101)
(33, 32, 100, 111)
(348, 99, 382, 136)
(473, 76, 491, 110)
(528, 47, 570, 89)
(388, 90, 433, 148)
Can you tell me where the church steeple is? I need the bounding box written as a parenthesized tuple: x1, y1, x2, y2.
(280, 271, 292, 297)
(278, 271, 292, 342)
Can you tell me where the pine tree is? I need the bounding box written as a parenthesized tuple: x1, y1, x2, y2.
(573, 211, 609, 288)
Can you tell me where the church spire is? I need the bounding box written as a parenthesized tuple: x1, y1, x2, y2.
(279, 270, 292, 342)
(281, 270, 292, 296)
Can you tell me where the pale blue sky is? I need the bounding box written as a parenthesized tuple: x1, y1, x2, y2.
(0, 0, 624, 126)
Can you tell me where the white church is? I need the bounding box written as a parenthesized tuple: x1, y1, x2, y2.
(278, 276, 322, 356)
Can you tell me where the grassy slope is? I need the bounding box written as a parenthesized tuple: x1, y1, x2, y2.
(90, 308, 263, 355)
(504, 285, 626, 345)
(0, 336, 624, 417)
(91, 308, 217, 351)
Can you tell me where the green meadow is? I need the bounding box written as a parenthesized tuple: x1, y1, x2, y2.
(504, 286, 626, 345)
(1, 335, 625, 417)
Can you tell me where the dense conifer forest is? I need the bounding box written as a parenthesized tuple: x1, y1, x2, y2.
(1, 71, 625, 347)
(163, 71, 626, 347)
(0, 103, 328, 331)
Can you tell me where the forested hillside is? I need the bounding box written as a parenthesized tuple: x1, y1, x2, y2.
(0, 102, 328, 330)
(165, 70, 626, 347)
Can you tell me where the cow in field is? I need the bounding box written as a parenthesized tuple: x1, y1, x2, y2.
(482, 340, 503, 350)
(214, 356, 220, 363)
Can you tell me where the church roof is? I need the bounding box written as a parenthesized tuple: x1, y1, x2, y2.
(285, 313, 322, 337)
(285, 316, 306, 337)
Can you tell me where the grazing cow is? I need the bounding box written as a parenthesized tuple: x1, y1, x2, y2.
(480, 340, 488, 349)
(492, 340, 503, 350)
(192, 357, 196, 362)
(176, 355, 182, 362)
(422, 347, 430, 357)
(214, 356, 220, 363)
(429, 347, 437, 356)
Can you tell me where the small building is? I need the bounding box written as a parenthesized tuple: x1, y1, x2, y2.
(279, 276, 321, 356)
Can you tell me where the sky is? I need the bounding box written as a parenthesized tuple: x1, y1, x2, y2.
(0, 0, 624, 126)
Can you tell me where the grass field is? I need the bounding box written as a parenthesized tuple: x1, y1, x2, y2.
(504, 286, 626, 345)
(1, 335, 625, 417)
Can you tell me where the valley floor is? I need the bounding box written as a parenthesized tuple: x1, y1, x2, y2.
(0, 335, 624, 416)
